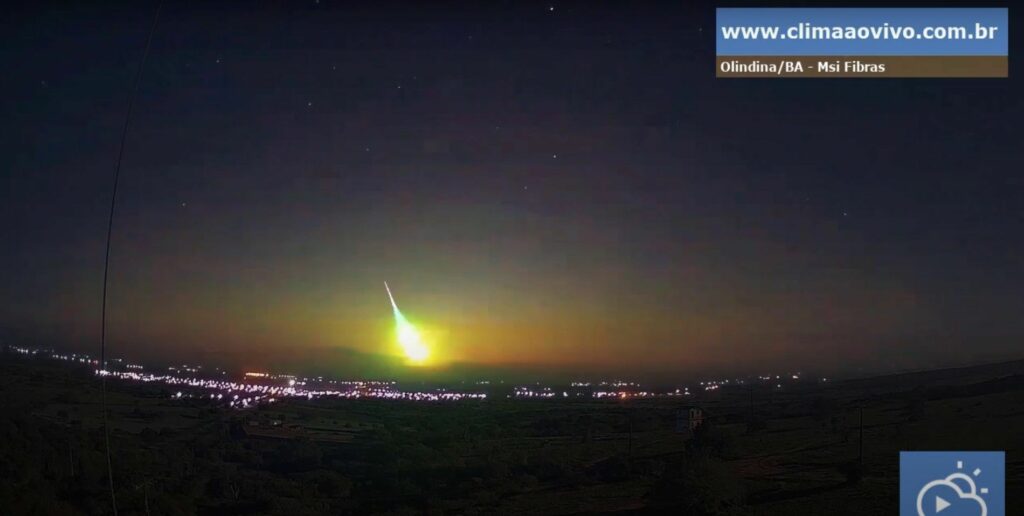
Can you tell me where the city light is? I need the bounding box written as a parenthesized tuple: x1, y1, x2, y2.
(6, 345, 820, 408)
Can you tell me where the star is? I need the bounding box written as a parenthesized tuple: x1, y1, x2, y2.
(552, 154, 558, 159)
(548, 6, 555, 12)
(307, 101, 313, 107)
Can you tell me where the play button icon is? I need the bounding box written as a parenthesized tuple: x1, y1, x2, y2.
(935, 496, 950, 513)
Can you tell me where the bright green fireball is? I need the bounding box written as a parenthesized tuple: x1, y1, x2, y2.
(385, 282, 430, 364)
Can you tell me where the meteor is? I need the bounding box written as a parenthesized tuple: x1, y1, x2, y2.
(384, 281, 399, 312)
(385, 282, 429, 364)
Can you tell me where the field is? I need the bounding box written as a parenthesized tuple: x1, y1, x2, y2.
(1, 351, 1022, 515)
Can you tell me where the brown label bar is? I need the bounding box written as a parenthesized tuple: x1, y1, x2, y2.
(716, 56, 1007, 78)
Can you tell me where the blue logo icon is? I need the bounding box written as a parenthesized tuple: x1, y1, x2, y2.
(900, 451, 1004, 516)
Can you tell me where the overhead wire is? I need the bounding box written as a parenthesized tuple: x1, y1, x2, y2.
(99, 3, 163, 514)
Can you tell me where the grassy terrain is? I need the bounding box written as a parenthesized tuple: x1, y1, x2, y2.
(1, 351, 1021, 515)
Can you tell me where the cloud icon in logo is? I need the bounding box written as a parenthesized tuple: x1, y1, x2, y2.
(916, 473, 987, 516)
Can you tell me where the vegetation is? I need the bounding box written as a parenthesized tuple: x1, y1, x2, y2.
(1, 353, 1022, 515)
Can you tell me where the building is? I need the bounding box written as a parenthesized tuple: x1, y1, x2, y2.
(675, 405, 705, 436)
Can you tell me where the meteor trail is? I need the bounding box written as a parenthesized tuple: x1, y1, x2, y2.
(384, 281, 398, 312)
(384, 282, 429, 364)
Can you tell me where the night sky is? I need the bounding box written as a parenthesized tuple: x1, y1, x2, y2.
(2, 2, 1022, 380)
